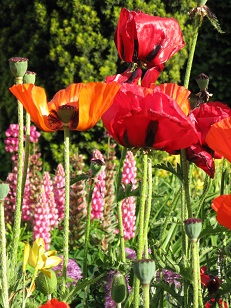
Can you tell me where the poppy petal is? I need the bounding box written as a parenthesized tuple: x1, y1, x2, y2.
(77, 82, 121, 131)
(9, 84, 52, 131)
(212, 194, 231, 230)
(206, 117, 231, 163)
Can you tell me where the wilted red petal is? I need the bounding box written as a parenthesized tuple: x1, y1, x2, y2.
(206, 117, 231, 163)
(105, 67, 142, 85)
(141, 65, 164, 88)
(186, 145, 215, 178)
(212, 194, 231, 230)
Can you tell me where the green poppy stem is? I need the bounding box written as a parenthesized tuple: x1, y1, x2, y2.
(10, 76, 24, 271)
(21, 112, 31, 202)
(134, 152, 148, 308)
(191, 239, 202, 308)
(142, 284, 150, 308)
(0, 200, 10, 308)
(143, 156, 153, 259)
(62, 126, 70, 281)
(116, 147, 127, 263)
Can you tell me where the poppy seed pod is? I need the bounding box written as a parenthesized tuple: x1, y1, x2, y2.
(23, 71, 36, 84)
(184, 218, 202, 240)
(133, 259, 156, 285)
(35, 269, 57, 295)
(9, 57, 28, 78)
(111, 272, 128, 304)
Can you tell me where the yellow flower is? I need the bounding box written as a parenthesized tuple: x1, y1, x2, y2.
(23, 238, 62, 276)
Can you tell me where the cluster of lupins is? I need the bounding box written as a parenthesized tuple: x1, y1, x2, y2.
(1, 0, 231, 307)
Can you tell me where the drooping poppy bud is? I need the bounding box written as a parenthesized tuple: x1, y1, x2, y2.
(111, 272, 128, 304)
(35, 269, 57, 295)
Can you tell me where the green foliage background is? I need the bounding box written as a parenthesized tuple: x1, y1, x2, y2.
(0, 0, 230, 178)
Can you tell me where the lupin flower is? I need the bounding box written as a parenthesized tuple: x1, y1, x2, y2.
(53, 164, 65, 221)
(91, 150, 106, 220)
(9, 82, 120, 132)
(121, 151, 137, 240)
(5, 124, 40, 155)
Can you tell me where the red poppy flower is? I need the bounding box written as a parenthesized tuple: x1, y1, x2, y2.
(200, 266, 220, 294)
(205, 298, 228, 308)
(184, 102, 231, 177)
(212, 194, 231, 230)
(115, 8, 185, 68)
(105, 67, 143, 85)
(206, 117, 231, 163)
(9, 82, 120, 132)
(39, 298, 70, 308)
(102, 83, 198, 152)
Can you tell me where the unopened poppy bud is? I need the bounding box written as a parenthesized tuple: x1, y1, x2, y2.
(90, 158, 105, 177)
(197, 0, 208, 5)
(0, 183, 9, 201)
(133, 259, 156, 285)
(111, 271, 128, 304)
(23, 71, 36, 84)
(9, 57, 28, 78)
(196, 73, 209, 91)
(184, 218, 202, 240)
(35, 269, 57, 295)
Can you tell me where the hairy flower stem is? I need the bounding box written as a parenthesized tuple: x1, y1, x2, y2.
(10, 76, 24, 271)
(143, 156, 153, 258)
(134, 153, 148, 308)
(0, 200, 9, 308)
(21, 113, 31, 201)
(181, 17, 200, 307)
(116, 147, 127, 263)
(142, 284, 150, 308)
(62, 126, 70, 283)
(191, 239, 202, 308)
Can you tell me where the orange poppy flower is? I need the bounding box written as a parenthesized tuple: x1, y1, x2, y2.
(206, 117, 231, 163)
(150, 83, 191, 116)
(9, 82, 121, 132)
(212, 194, 231, 230)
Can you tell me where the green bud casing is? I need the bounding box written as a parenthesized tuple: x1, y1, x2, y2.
(35, 269, 57, 295)
(0, 183, 9, 201)
(111, 272, 128, 304)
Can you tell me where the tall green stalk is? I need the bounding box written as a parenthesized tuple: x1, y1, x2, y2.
(10, 76, 24, 271)
(0, 199, 10, 308)
(62, 126, 70, 281)
(116, 147, 127, 263)
(143, 155, 153, 259)
(133, 152, 148, 308)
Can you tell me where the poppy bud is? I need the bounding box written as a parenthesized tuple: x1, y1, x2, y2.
(0, 183, 9, 201)
(197, 0, 208, 6)
(90, 158, 105, 178)
(111, 272, 128, 304)
(133, 259, 156, 285)
(184, 218, 202, 241)
(196, 73, 209, 91)
(9, 57, 28, 78)
(35, 269, 57, 295)
(23, 71, 36, 84)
